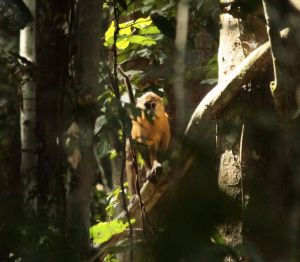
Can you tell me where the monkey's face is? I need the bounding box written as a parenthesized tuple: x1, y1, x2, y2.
(136, 92, 164, 114)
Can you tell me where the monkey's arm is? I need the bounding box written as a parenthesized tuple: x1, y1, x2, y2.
(158, 113, 171, 151)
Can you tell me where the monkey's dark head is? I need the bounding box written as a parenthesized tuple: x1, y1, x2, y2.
(136, 92, 164, 113)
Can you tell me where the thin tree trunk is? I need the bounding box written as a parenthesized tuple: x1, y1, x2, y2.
(20, 0, 37, 213)
(173, 0, 189, 133)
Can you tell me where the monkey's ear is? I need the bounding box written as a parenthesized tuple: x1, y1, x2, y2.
(158, 96, 163, 103)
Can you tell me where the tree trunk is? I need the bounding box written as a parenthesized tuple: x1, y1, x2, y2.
(20, 0, 37, 214)
(173, 0, 189, 133)
(66, 0, 103, 258)
(262, 1, 300, 260)
(217, 1, 248, 257)
(218, 1, 291, 260)
(35, 0, 70, 226)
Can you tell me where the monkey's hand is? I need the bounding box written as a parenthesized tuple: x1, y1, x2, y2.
(146, 160, 162, 183)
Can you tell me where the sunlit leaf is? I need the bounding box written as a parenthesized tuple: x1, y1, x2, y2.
(116, 37, 130, 50)
(139, 25, 161, 35)
(119, 26, 131, 36)
(109, 149, 118, 160)
(129, 35, 156, 46)
(90, 219, 135, 245)
(133, 16, 152, 29)
(104, 254, 119, 262)
(119, 20, 134, 29)
(105, 21, 115, 43)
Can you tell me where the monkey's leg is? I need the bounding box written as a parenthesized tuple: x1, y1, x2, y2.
(146, 149, 162, 183)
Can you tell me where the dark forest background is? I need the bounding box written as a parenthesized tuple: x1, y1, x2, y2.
(1, 0, 300, 261)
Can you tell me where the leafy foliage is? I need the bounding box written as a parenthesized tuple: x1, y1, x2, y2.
(104, 16, 162, 65)
(104, 17, 160, 49)
(200, 54, 218, 85)
(90, 219, 135, 245)
(104, 253, 120, 262)
(105, 183, 130, 218)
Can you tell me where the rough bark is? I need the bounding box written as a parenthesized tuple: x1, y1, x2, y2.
(216, 1, 247, 256)
(66, 0, 102, 258)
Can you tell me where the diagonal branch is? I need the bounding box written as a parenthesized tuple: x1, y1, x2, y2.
(185, 28, 289, 135)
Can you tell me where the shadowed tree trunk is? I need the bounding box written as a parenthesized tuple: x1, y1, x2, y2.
(217, 1, 250, 256)
(35, 0, 71, 226)
(66, 0, 103, 258)
(262, 1, 300, 260)
(217, 0, 290, 260)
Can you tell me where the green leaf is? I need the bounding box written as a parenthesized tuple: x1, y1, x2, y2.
(132, 16, 152, 29)
(129, 35, 156, 46)
(97, 139, 112, 158)
(139, 25, 161, 35)
(94, 115, 108, 135)
(104, 21, 132, 48)
(109, 149, 118, 160)
(119, 20, 134, 29)
(119, 26, 132, 36)
(90, 219, 135, 245)
(105, 21, 115, 43)
(104, 254, 119, 262)
(117, 50, 131, 64)
(116, 37, 130, 50)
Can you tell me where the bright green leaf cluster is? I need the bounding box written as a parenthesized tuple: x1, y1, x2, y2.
(90, 218, 135, 245)
(104, 17, 161, 50)
(104, 254, 119, 262)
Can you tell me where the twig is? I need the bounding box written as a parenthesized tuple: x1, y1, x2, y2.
(119, 128, 134, 261)
(239, 124, 245, 210)
(113, 3, 120, 99)
(93, 146, 111, 192)
(117, 65, 135, 104)
(112, 2, 133, 261)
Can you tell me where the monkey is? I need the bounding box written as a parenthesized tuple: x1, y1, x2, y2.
(127, 92, 170, 194)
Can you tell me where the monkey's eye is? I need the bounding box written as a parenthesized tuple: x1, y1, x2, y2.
(145, 102, 156, 110)
(151, 102, 156, 110)
(145, 102, 151, 110)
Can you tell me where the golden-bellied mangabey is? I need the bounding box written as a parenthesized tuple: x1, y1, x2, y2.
(127, 92, 170, 194)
